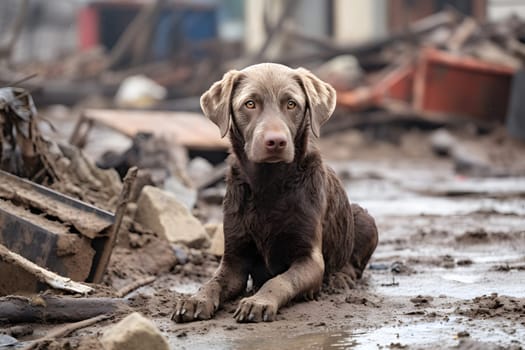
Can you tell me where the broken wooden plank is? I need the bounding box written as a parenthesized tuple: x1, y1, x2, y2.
(447, 17, 479, 53)
(92, 167, 137, 284)
(0, 244, 93, 295)
(76, 109, 229, 150)
(117, 276, 156, 298)
(0, 295, 127, 324)
(337, 62, 415, 111)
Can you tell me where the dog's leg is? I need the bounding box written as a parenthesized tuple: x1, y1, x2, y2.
(172, 253, 249, 323)
(234, 247, 324, 322)
(349, 203, 378, 278)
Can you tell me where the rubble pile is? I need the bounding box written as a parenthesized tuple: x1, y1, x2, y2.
(0, 5, 524, 349)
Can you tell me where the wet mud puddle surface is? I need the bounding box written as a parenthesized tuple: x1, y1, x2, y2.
(163, 159, 525, 349)
(232, 317, 525, 350)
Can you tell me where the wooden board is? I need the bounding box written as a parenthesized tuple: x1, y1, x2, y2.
(83, 109, 229, 150)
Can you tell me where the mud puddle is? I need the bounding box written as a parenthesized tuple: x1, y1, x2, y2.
(345, 177, 525, 217)
(359, 196, 525, 217)
(374, 268, 525, 299)
(319, 317, 523, 349)
(179, 316, 525, 350)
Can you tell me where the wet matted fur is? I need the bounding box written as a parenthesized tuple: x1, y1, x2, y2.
(173, 63, 378, 323)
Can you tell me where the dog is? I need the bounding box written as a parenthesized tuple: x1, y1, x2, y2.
(172, 63, 378, 323)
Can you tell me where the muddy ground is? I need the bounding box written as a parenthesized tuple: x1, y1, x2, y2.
(4, 123, 525, 349)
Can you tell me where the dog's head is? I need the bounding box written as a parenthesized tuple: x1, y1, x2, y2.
(201, 63, 336, 164)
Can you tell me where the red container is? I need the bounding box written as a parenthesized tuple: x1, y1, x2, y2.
(414, 48, 515, 122)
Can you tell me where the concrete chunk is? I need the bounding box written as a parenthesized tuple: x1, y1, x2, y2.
(135, 186, 209, 248)
(101, 312, 169, 350)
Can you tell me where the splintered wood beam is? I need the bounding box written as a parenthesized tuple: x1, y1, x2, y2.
(91, 167, 138, 284)
(0, 244, 93, 294)
(0, 295, 128, 324)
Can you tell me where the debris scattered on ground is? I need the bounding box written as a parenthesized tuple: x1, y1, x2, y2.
(0, 5, 524, 349)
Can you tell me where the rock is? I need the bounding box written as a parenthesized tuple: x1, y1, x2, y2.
(187, 157, 215, 186)
(0, 334, 18, 347)
(135, 186, 209, 248)
(206, 224, 224, 257)
(164, 176, 197, 210)
(101, 312, 169, 350)
(430, 129, 456, 156)
(171, 244, 189, 265)
(452, 144, 493, 177)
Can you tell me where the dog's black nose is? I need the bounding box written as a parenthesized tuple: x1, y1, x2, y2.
(265, 132, 287, 151)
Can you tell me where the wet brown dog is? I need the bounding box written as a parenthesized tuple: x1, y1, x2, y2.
(172, 63, 378, 323)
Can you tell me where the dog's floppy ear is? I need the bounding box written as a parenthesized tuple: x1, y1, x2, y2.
(200, 70, 242, 138)
(296, 67, 336, 138)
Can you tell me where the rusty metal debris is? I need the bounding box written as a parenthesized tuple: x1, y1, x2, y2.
(70, 109, 229, 151)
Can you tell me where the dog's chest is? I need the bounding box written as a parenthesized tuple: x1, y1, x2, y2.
(241, 189, 318, 274)
(227, 160, 325, 274)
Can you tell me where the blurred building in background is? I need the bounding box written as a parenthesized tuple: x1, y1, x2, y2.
(0, 0, 524, 64)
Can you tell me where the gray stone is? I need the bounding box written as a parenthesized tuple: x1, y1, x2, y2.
(135, 186, 209, 248)
(101, 313, 169, 350)
(187, 157, 215, 186)
(0, 334, 18, 347)
(163, 175, 197, 210)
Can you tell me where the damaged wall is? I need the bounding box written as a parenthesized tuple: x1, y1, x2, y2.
(0, 0, 78, 63)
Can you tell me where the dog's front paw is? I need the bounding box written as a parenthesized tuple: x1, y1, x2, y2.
(233, 296, 278, 323)
(172, 295, 218, 323)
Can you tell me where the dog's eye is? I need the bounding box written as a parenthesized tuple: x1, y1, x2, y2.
(287, 100, 297, 110)
(245, 100, 256, 109)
